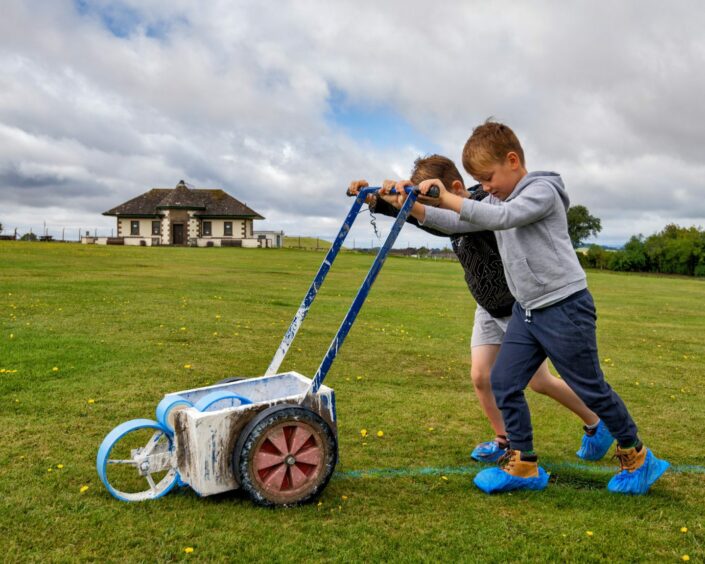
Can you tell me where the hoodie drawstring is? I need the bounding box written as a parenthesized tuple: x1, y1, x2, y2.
(525, 308, 532, 324)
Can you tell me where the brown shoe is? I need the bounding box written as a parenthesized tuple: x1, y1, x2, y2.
(613, 444, 647, 473)
(498, 449, 539, 478)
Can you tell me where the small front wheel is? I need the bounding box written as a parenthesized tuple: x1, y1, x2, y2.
(234, 406, 337, 507)
(96, 419, 179, 502)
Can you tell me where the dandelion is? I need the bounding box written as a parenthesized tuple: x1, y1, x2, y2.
(213, 332, 218, 336)
(428, 427, 434, 432)
(184, 364, 192, 369)
(377, 430, 384, 438)
(670, 395, 676, 400)
(441, 476, 448, 481)
(87, 399, 95, 404)
(681, 527, 688, 533)
(180, 327, 187, 331)
(356, 376, 363, 381)
(47, 468, 52, 472)
(586, 531, 593, 537)
(80, 485, 89, 493)
(360, 429, 368, 438)
(184, 547, 194, 554)
(682, 556, 690, 562)
(9, 334, 14, 339)
(57, 464, 64, 469)
(52, 367, 59, 372)
(341, 495, 348, 501)
(215, 315, 221, 319)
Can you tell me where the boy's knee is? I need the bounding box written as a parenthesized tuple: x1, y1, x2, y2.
(470, 366, 491, 391)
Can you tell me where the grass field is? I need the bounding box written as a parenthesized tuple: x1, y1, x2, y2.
(1, 242, 704, 562)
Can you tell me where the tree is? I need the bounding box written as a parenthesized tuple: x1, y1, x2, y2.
(20, 232, 37, 241)
(567, 205, 602, 248)
(609, 235, 647, 272)
(586, 244, 609, 269)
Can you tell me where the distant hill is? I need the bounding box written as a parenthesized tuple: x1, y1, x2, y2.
(284, 236, 334, 250)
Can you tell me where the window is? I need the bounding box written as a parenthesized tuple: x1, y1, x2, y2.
(152, 221, 160, 235)
(131, 221, 139, 235)
(203, 221, 212, 236)
(224, 222, 233, 236)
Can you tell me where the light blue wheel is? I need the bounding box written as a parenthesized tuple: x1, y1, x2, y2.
(156, 395, 193, 433)
(96, 419, 179, 502)
(194, 390, 253, 412)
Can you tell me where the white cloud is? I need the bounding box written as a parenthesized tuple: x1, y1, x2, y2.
(1, 0, 704, 247)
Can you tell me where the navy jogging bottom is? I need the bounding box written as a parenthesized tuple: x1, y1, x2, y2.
(491, 289, 639, 452)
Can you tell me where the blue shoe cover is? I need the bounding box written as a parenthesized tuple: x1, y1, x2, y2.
(471, 440, 507, 463)
(607, 449, 670, 495)
(474, 466, 550, 494)
(576, 420, 615, 461)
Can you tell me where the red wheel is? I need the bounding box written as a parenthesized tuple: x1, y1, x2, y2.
(234, 406, 337, 506)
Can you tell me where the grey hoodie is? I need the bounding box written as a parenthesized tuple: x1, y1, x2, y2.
(421, 171, 587, 311)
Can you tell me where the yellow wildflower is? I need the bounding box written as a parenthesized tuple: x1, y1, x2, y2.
(586, 531, 593, 537)
(360, 429, 368, 438)
(52, 367, 59, 372)
(184, 364, 192, 369)
(682, 556, 689, 562)
(441, 476, 448, 481)
(681, 527, 688, 533)
(341, 495, 348, 501)
(87, 399, 95, 404)
(57, 464, 64, 469)
(376, 430, 384, 438)
(184, 547, 194, 554)
(80, 485, 89, 493)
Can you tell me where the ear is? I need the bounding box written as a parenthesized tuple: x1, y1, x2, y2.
(507, 152, 521, 169)
(450, 180, 465, 194)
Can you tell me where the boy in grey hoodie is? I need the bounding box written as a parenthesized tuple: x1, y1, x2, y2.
(391, 121, 669, 495)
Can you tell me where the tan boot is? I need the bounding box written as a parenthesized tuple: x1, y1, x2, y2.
(613, 444, 647, 473)
(498, 449, 539, 478)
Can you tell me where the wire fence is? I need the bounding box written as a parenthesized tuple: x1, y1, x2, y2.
(0, 224, 113, 242)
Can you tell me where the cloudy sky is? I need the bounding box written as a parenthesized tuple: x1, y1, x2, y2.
(1, 0, 704, 247)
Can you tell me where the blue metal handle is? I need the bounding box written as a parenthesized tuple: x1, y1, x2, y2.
(265, 187, 380, 376)
(308, 191, 419, 395)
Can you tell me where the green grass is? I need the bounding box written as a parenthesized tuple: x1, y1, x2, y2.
(1, 241, 703, 562)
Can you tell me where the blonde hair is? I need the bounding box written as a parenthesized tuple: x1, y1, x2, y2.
(462, 120, 525, 178)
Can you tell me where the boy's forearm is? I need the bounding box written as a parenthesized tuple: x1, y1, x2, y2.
(441, 184, 555, 230)
(439, 192, 465, 214)
(420, 205, 484, 234)
(410, 202, 425, 222)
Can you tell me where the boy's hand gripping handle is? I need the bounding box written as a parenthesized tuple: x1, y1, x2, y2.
(346, 185, 440, 198)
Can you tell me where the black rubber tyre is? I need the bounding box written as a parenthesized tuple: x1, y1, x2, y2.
(233, 405, 337, 507)
(214, 376, 244, 385)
